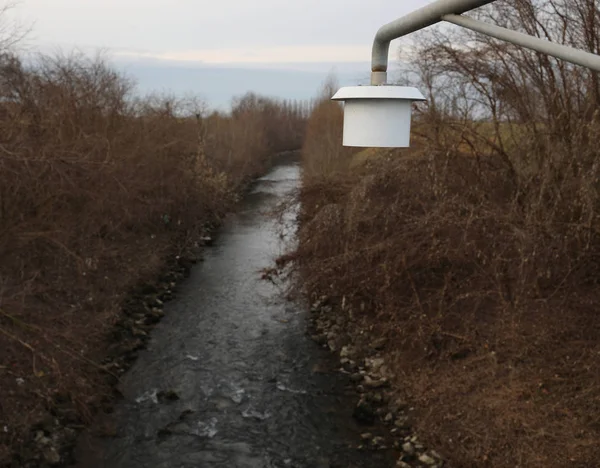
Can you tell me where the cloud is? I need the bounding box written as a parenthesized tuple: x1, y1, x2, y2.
(114, 45, 373, 64)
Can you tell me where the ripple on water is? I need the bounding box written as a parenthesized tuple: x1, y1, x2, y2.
(194, 417, 218, 438)
(231, 388, 245, 404)
(241, 406, 271, 421)
(134, 389, 158, 404)
(276, 382, 307, 395)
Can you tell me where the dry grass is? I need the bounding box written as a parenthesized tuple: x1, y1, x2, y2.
(0, 51, 305, 463)
(293, 1, 600, 466)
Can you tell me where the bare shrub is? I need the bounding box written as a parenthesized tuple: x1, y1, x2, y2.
(295, 1, 600, 466)
(0, 50, 305, 462)
(301, 76, 356, 180)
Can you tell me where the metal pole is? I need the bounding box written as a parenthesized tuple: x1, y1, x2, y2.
(442, 14, 600, 72)
(371, 0, 495, 84)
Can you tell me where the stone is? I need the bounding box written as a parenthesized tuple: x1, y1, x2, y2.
(365, 357, 385, 372)
(391, 398, 409, 413)
(363, 376, 389, 389)
(394, 416, 412, 430)
(124, 338, 144, 353)
(366, 392, 384, 405)
(312, 334, 328, 345)
(340, 346, 354, 359)
(43, 447, 61, 465)
(317, 319, 330, 330)
(396, 461, 411, 468)
(353, 400, 376, 425)
(360, 432, 373, 440)
(34, 431, 50, 446)
(144, 313, 162, 325)
(384, 412, 394, 423)
(131, 328, 148, 338)
(341, 360, 356, 373)
(350, 373, 364, 383)
(370, 337, 388, 350)
(402, 442, 415, 455)
(419, 453, 437, 465)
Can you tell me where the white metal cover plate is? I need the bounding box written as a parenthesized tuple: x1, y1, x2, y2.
(331, 86, 426, 101)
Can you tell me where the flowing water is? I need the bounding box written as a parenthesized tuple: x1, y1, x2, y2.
(76, 159, 394, 468)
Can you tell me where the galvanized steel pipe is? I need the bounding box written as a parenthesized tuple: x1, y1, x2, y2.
(371, 0, 495, 83)
(443, 13, 600, 72)
(371, 0, 600, 84)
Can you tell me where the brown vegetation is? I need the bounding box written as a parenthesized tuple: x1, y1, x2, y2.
(0, 49, 305, 463)
(294, 1, 600, 466)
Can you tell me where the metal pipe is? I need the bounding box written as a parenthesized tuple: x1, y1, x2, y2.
(371, 0, 495, 83)
(442, 13, 600, 72)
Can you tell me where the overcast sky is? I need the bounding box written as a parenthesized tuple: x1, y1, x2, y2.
(8, 1, 436, 107)
(11, 0, 433, 64)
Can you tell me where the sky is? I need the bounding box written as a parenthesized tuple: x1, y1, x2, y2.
(8, 0, 435, 108)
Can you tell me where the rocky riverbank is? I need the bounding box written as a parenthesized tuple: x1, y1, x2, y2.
(308, 296, 446, 468)
(8, 238, 211, 468)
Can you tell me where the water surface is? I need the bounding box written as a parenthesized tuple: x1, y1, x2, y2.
(76, 161, 394, 468)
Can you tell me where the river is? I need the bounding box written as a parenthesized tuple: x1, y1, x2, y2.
(75, 159, 395, 468)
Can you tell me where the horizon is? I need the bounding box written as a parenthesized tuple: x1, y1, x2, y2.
(8, 0, 431, 109)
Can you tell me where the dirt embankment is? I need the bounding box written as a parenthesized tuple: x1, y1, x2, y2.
(292, 154, 600, 467)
